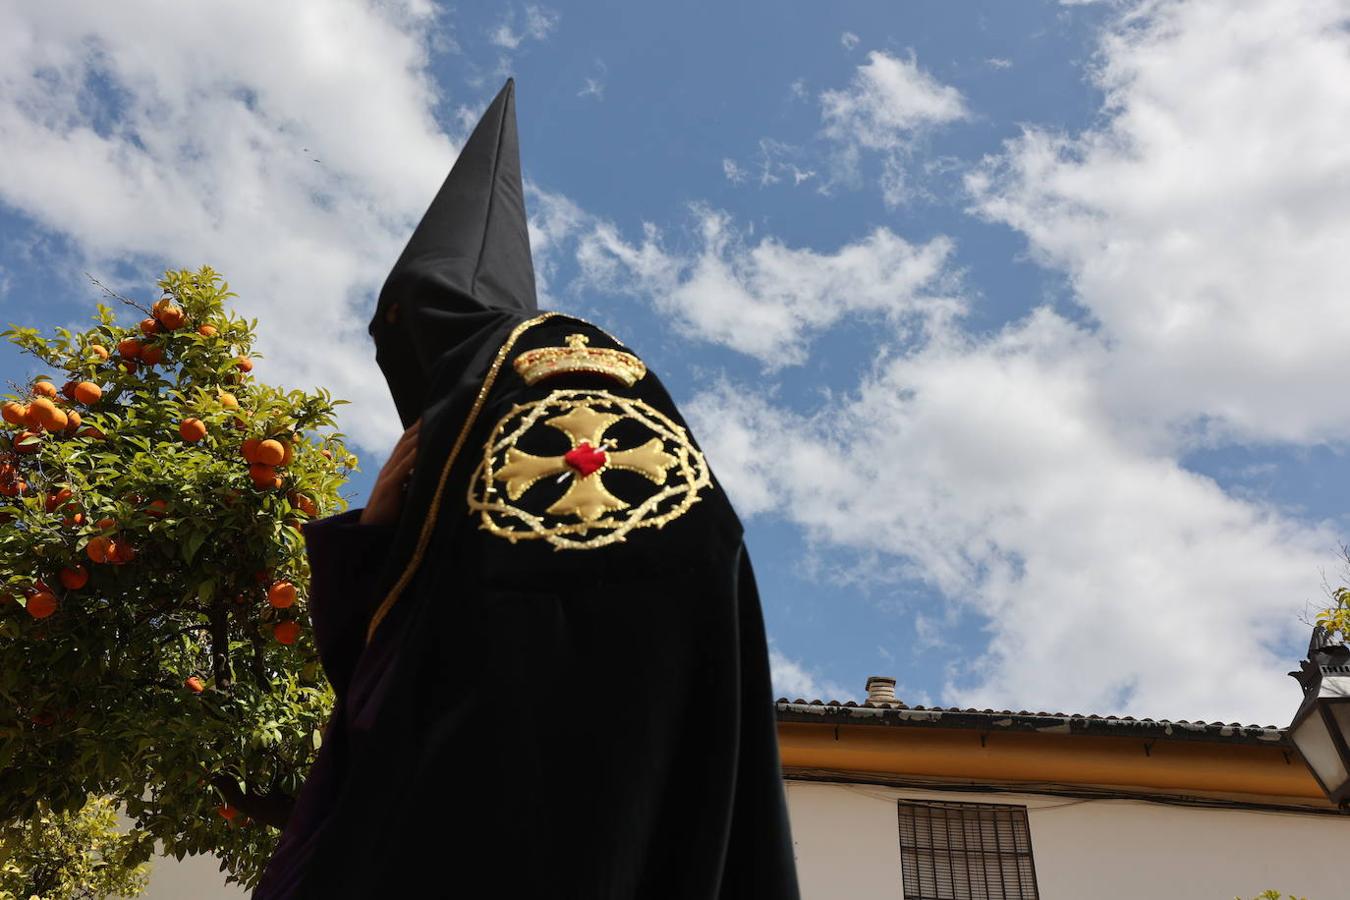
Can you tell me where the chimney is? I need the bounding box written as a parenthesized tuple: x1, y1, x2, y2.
(865, 675, 900, 707)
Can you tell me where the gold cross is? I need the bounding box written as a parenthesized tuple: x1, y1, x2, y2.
(493, 403, 677, 522)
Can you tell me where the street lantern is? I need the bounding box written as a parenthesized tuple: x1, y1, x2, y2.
(1288, 626, 1350, 805)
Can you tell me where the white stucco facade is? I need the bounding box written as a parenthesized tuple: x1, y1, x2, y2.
(786, 779, 1349, 900)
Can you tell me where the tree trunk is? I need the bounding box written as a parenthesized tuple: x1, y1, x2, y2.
(208, 602, 232, 691)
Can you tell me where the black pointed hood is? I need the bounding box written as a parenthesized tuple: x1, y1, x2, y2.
(371, 79, 538, 426)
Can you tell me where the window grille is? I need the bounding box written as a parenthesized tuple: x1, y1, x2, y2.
(896, 800, 1040, 900)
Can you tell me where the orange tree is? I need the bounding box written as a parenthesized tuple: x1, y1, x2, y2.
(0, 267, 355, 890)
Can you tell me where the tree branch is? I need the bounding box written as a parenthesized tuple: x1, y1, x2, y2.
(207, 775, 295, 831)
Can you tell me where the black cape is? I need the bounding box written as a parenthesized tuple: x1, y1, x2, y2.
(257, 80, 800, 898)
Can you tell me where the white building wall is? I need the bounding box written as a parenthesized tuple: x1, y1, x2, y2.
(786, 780, 1350, 900)
(113, 810, 247, 899)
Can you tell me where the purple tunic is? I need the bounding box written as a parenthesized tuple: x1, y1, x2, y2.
(251, 509, 393, 899)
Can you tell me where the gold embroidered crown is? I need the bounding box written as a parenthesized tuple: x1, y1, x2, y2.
(512, 334, 647, 387)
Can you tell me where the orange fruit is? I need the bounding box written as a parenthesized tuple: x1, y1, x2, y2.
(197, 323, 218, 337)
(31, 381, 57, 399)
(218, 391, 238, 409)
(44, 487, 72, 512)
(89, 345, 109, 360)
(13, 431, 41, 454)
(140, 344, 164, 366)
(72, 382, 102, 405)
(0, 479, 25, 498)
(139, 317, 159, 336)
(26, 592, 57, 619)
(62, 410, 82, 434)
(85, 536, 113, 563)
(1, 402, 25, 425)
(61, 381, 79, 401)
(145, 499, 168, 517)
(110, 540, 137, 565)
(28, 397, 59, 428)
(268, 581, 297, 608)
(272, 620, 300, 645)
(76, 424, 105, 440)
(116, 338, 141, 359)
(234, 356, 253, 373)
(278, 441, 295, 466)
(254, 439, 284, 466)
(118, 359, 138, 374)
(158, 306, 186, 329)
(217, 803, 238, 819)
(185, 676, 205, 694)
(320, 448, 332, 460)
(240, 438, 260, 462)
(95, 517, 116, 530)
(59, 566, 88, 590)
(248, 463, 281, 489)
(61, 509, 84, 528)
(179, 418, 207, 442)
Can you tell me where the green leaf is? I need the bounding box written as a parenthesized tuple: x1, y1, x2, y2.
(182, 528, 207, 564)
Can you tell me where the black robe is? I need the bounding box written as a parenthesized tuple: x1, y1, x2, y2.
(254, 313, 800, 899)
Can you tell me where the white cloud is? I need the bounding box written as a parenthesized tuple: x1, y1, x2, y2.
(986, 57, 1013, 70)
(819, 50, 968, 205)
(490, 4, 559, 49)
(688, 308, 1334, 725)
(525, 184, 590, 309)
(648, 0, 1350, 727)
(578, 78, 604, 100)
(742, 139, 817, 189)
(722, 158, 747, 184)
(968, 0, 1350, 445)
(840, 31, 861, 51)
(575, 207, 963, 365)
(0, 0, 462, 451)
(770, 644, 847, 701)
(821, 50, 968, 152)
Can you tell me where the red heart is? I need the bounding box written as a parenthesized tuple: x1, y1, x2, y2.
(564, 442, 607, 478)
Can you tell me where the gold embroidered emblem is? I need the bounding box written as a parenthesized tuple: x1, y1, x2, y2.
(468, 389, 711, 549)
(511, 334, 648, 387)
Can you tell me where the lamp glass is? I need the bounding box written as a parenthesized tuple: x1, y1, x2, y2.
(1329, 700, 1350, 751)
(1292, 709, 1349, 793)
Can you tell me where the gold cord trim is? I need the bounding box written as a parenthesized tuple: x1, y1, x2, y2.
(363, 312, 559, 645)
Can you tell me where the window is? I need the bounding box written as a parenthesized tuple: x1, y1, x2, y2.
(896, 800, 1040, 900)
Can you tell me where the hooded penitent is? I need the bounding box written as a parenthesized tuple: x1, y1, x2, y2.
(258, 80, 801, 899)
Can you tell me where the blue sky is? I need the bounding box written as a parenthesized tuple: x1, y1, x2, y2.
(2, 0, 1348, 726)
